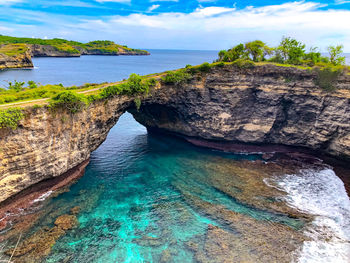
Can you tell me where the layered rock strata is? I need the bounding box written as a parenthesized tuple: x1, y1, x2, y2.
(1, 64, 349, 204)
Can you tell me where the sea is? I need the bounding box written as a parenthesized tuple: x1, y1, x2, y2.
(0, 50, 349, 263)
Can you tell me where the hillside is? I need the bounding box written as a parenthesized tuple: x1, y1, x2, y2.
(0, 35, 149, 69)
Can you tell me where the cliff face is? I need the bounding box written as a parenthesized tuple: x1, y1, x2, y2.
(132, 65, 350, 159)
(0, 64, 349, 204)
(0, 51, 33, 69)
(29, 44, 81, 57)
(0, 96, 133, 203)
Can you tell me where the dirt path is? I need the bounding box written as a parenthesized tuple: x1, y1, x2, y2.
(0, 81, 121, 109)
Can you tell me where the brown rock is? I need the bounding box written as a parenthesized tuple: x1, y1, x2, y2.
(54, 214, 78, 230)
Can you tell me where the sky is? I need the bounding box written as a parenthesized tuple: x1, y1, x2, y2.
(0, 0, 349, 51)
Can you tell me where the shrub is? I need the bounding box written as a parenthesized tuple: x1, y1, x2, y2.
(0, 108, 24, 129)
(327, 45, 345, 66)
(7, 80, 25, 92)
(218, 44, 247, 62)
(134, 97, 141, 111)
(245, 40, 272, 62)
(277, 37, 306, 65)
(100, 74, 154, 99)
(162, 70, 191, 85)
(100, 85, 124, 99)
(27, 81, 38, 89)
(314, 67, 343, 92)
(232, 59, 255, 69)
(86, 94, 100, 103)
(198, 62, 211, 72)
(49, 91, 87, 113)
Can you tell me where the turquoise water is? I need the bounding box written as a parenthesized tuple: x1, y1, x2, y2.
(25, 113, 303, 263)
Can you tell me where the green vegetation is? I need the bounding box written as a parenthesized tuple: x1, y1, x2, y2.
(161, 70, 192, 85)
(100, 73, 155, 99)
(0, 108, 24, 129)
(218, 37, 346, 67)
(0, 35, 149, 55)
(314, 67, 343, 92)
(217, 37, 349, 91)
(49, 91, 87, 114)
(0, 43, 28, 57)
(0, 81, 85, 105)
(134, 97, 141, 111)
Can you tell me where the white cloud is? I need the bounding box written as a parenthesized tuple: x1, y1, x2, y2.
(0, 0, 22, 5)
(148, 4, 160, 12)
(2, 1, 350, 52)
(334, 0, 350, 4)
(95, 0, 130, 3)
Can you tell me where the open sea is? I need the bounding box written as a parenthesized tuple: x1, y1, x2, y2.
(0, 50, 349, 262)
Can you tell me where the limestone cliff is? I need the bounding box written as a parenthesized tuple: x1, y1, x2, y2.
(0, 64, 349, 204)
(133, 65, 350, 159)
(0, 96, 133, 203)
(0, 50, 33, 69)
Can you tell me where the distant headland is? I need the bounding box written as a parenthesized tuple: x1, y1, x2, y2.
(0, 35, 150, 69)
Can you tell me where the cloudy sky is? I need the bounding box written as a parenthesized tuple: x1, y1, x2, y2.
(0, 0, 349, 51)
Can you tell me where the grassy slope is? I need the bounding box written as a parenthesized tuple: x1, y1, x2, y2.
(0, 43, 28, 57)
(0, 35, 149, 55)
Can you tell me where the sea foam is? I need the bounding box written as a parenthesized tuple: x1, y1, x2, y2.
(267, 168, 350, 262)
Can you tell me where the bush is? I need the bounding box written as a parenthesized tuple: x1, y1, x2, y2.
(100, 74, 154, 99)
(134, 97, 141, 111)
(277, 37, 306, 65)
(162, 70, 191, 85)
(314, 67, 343, 92)
(328, 45, 345, 66)
(0, 108, 24, 129)
(7, 80, 25, 92)
(232, 59, 255, 69)
(198, 62, 211, 72)
(245, 40, 271, 62)
(218, 44, 247, 62)
(49, 91, 87, 113)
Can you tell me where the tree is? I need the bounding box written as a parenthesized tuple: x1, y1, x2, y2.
(327, 45, 345, 66)
(245, 40, 271, 62)
(303, 47, 322, 66)
(277, 37, 306, 64)
(7, 80, 25, 92)
(218, 44, 247, 62)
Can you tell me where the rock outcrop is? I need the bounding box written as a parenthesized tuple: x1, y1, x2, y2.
(132, 65, 350, 159)
(0, 50, 33, 69)
(0, 64, 349, 204)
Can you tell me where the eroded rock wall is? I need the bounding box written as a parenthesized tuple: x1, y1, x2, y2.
(0, 96, 133, 203)
(0, 51, 33, 69)
(132, 65, 350, 159)
(1, 64, 349, 204)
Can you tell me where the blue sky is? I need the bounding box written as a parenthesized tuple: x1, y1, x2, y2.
(0, 0, 349, 51)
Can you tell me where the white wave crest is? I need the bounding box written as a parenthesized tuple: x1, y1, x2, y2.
(32, 190, 53, 203)
(267, 168, 350, 263)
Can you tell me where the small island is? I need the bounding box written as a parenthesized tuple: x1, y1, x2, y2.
(0, 35, 150, 70)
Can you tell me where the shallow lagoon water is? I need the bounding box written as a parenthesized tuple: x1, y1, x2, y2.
(1, 113, 346, 262)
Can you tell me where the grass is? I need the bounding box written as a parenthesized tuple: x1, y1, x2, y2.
(0, 44, 28, 57)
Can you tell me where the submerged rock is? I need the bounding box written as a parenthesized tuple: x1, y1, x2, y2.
(54, 214, 78, 230)
(4, 214, 78, 262)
